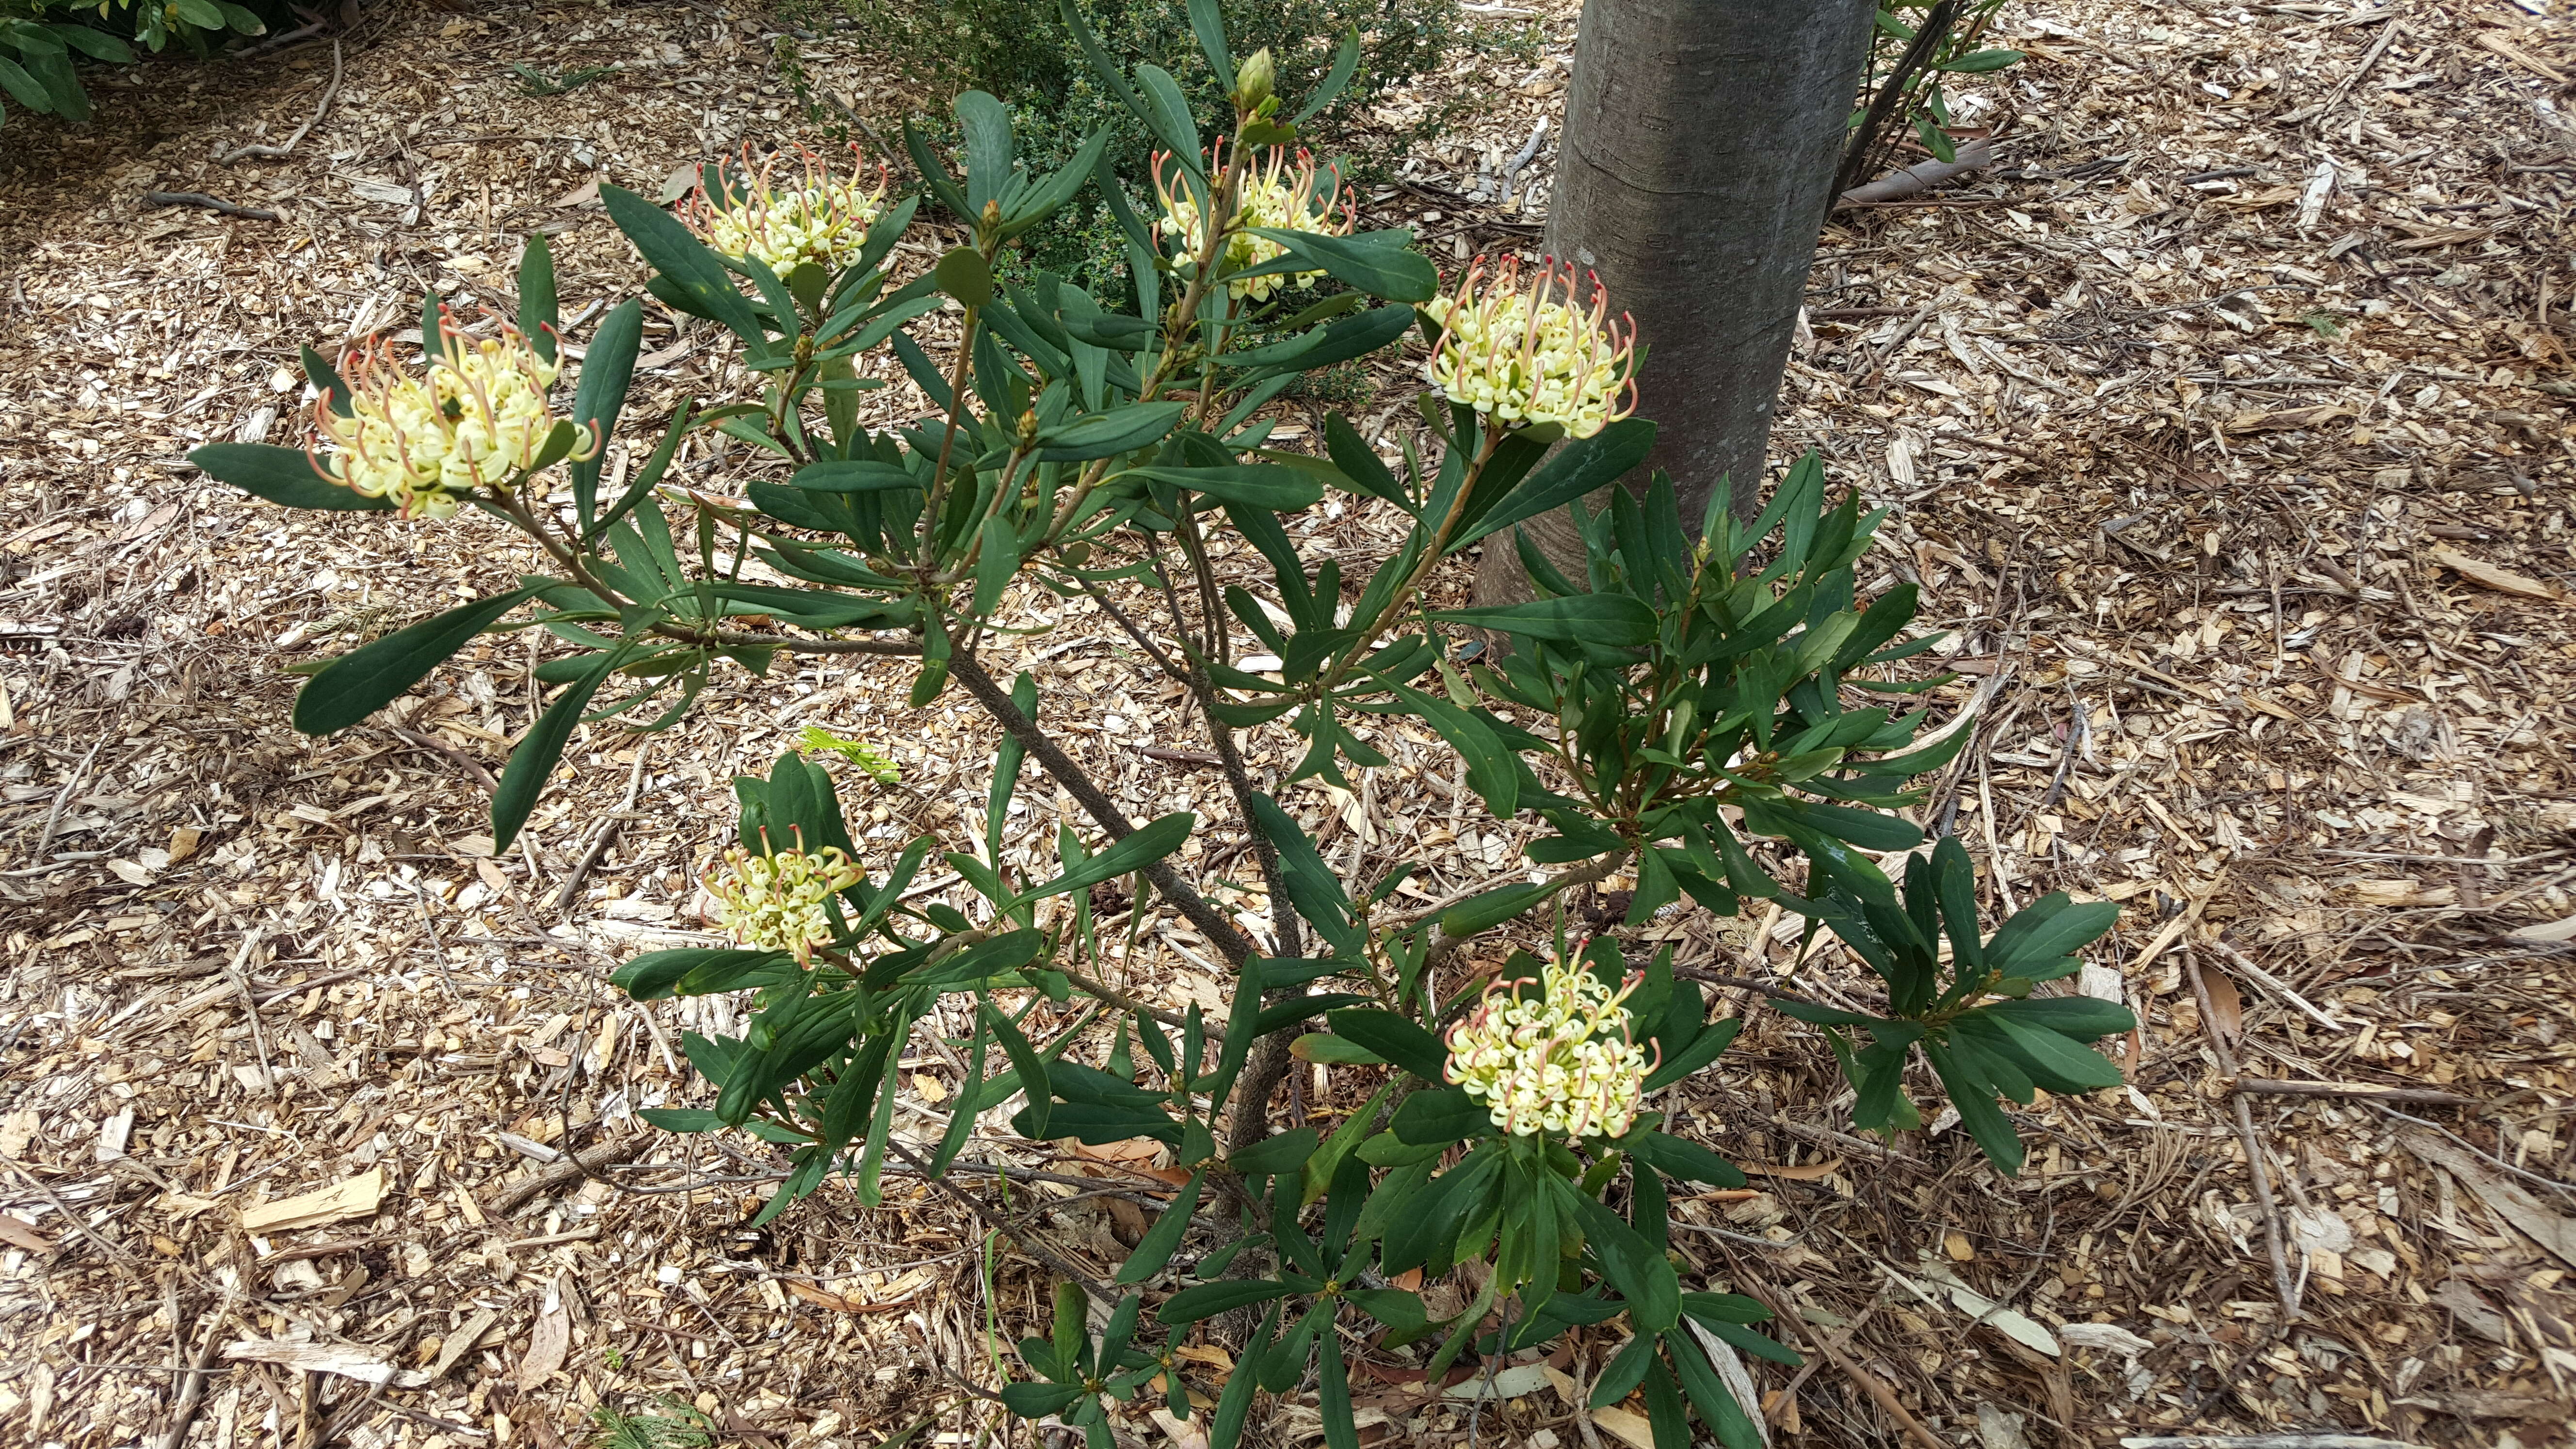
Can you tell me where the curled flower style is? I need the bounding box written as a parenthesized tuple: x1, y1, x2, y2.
(1423, 255, 1638, 438)
(310, 309, 597, 519)
(1154, 142, 1355, 302)
(688, 143, 888, 275)
(1444, 950, 1656, 1139)
(704, 832, 864, 963)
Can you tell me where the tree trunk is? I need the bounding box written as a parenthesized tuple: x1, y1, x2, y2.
(1473, 0, 1877, 607)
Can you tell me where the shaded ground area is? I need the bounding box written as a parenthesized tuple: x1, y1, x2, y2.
(0, 1, 2570, 1447)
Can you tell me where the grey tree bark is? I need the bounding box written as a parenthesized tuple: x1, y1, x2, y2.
(1473, 0, 1878, 606)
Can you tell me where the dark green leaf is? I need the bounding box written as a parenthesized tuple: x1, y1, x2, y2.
(1113, 1169, 1203, 1284)
(1009, 812, 1194, 907)
(1323, 1009, 1448, 1081)
(1230, 1127, 1320, 1177)
(1390, 1087, 1486, 1145)
(291, 588, 536, 735)
(1244, 227, 1436, 302)
(1120, 464, 1323, 511)
(190, 443, 393, 512)
(935, 246, 994, 307)
(1455, 418, 1656, 547)
(492, 654, 612, 851)
(1427, 594, 1657, 646)
(1158, 1279, 1294, 1324)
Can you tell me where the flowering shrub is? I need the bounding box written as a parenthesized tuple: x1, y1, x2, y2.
(192, 6, 2128, 1445)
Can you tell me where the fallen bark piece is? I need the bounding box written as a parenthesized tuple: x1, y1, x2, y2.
(223, 1338, 428, 1387)
(239, 1167, 384, 1233)
(2427, 544, 2563, 602)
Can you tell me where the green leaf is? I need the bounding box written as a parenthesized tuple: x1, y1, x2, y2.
(1558, 1177, 1678, 1332)
(1158, 1279, 1294, 1325)
(189, 443, 393, 512)
(637, 1108, 723, 1132)
(1323, 1009, 1448, 1081)
(1035, 401, 1187, 462)
(1941, 48, 2025, 72)
(999, 1382, 1085, 1417)
(1980, 996, 2136, 1041)
(1113, 1170, 1203, 1284)
(492, 654, 614, 851)
(568, 299, 643, 522)
(1243, 227, 1436, 302)
(1427, 594, 1657, 646)
(1455, 417, 1656, 547)
(1979, 1014, 2127, 1090)
(516, 234, 560, 360)
(1120, 464, 1323, 511)
(612, 948, 792, 1001)
(1983, 894, 2122, 975)
(1628, 1131, 1748, 1190)
(935, 245, 994, 307)
(984, 998, 1052, 1143)
(1229, 1126, 1320, 1178)
(1294, 28, 1362, 124)
(1390, 1087, 1486, 1145)
(1344, 1288, 1426, 1333)
(291, 588, 537, 735)
(789, 459, 923, 492)
(1008, 812, 1194, 908)
(1923, 1039, 2024, 1175)
(600, 183, 763, 343)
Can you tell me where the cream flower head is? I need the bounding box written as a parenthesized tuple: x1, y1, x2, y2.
(311, 309, 597, 519)
(1424, 255, 1638, 438)
(705, 831, 865, 964)
(1444, 950, 1656, 1140)
(1154, 143, 1355, 303)
(688, 143, 889, 276)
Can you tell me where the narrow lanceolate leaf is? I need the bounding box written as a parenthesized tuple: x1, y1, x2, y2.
(1113, 1170, 1204, 1284)
(1007, 812, 1195, 907)
(292, 588, 539, 735)
(569, 298, 644, 523)
(491, 654, 614, 851)
(1119, 464, 1324, 511)
(190, 443, 392, 512)
(516, 233, 560, 360)
(1426, 593, 1658, 646)
(1455, 417, 1656, 547)
(1243, 227, 1437, 302)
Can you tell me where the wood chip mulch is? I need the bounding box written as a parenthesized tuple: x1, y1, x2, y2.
(0, 2, 2570, 1447)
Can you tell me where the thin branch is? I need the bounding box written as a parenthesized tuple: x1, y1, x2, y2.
(947, 642, 1257, 965)
(143, 192, 281, 221)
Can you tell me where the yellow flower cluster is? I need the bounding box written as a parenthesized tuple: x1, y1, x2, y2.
(1155, 143, 1354, 302)
(705, 836, 864, 963)
(1444, 952, 1655, 1139)
(689, 143, 889, 275)
(1424, 256, 1638, 439)
(311, 310, 596, 519)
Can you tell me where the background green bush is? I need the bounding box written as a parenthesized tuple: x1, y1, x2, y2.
(0, 0, 291, 128)
(805, 0, 1464, 287)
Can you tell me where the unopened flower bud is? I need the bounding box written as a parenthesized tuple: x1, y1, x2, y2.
(1235, 48, 1276, 110)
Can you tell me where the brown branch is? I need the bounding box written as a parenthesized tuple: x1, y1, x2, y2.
(488, 1132, 645, 1215)
(2233, 1079, 2477, 1108)
(143, 192, 281, 221)
(946, 643, 1257, 966)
